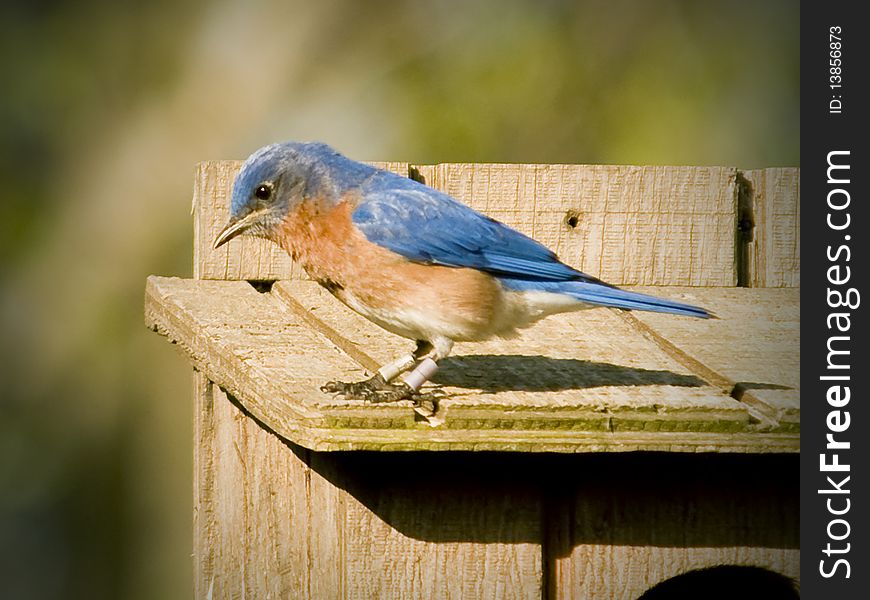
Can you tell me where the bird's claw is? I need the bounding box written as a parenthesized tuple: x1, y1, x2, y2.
(320, 374, 410, 402)
(321, 374, 443, 412)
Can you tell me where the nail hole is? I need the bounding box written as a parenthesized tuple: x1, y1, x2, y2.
(564, 210, 582, 229)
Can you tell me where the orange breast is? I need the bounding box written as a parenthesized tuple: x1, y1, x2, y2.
(273, 199, 504, 338)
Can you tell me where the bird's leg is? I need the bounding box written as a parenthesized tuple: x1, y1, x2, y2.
(320, 339, 453, 407)
(320, 340, 437, 402)
(401, 339, 449, 381)
(375, 340, 432, 383)
(384, 338, 453, 416)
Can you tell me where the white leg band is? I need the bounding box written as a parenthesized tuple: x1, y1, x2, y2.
(402, 358, 439, 391)
(377, 354, 417, 382)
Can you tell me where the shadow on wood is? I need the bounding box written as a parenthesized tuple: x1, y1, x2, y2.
(309, 450, 798, 549)
(179, 161, 800, 597)
(434, 355, 706, 391)
(227, 384, 798, 550)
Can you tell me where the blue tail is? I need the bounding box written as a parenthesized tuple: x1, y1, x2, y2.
(500, 278, 713, 319)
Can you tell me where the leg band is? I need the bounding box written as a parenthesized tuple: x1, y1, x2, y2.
(377, 354, 417, 382)
(402, 358, 439, 391)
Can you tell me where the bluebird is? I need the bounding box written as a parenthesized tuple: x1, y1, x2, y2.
(214, 142, 712, 403)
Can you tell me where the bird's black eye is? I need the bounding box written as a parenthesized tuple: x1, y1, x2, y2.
(254, 184, 272, 201)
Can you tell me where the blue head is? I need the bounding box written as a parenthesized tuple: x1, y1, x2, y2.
(212, 141, 375, 248)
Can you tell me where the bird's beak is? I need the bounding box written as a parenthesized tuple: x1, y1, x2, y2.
(212, 210, 266, 249)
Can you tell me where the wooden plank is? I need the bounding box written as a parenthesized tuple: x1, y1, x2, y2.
(145, 276, 416, 443)
(326, 453, 544, 599)
(193, 373, 317, 598)
(195, 162, 800, 288)
(194, 161, 410, 281)
(198, 380, 544, 597)
(740, 168, 800, 288)
(146, 276, 363, 419)
(306, 453, 345, 598)
(192, 372, 216, 599)
(195, 160, 738, 285)
(548, 453, 799, 599)
(272, 281, 754, 431)
(147, 276, 799, 452)
(409, 163, 437, 186)
(427, 164, 738, 286)
(626, 287, 799, 431)
(195, 382, 796, 598)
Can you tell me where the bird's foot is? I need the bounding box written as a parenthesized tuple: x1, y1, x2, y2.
(321, 374, 443, 411)
(321, 373, 417, 402)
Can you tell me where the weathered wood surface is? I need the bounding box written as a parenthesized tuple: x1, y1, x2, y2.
(629, 287, 799, 431)
(549, 453, 799, 599)
(741, 168, 800, 288)
(177, 159, 802, 599)
(196, 161, 799, 288)
(146, 275, 799, 452)
(196, 161, 743, 286)
(423, 163, 738, 286)
(195, 374, 544, 599)
(193, 378, 798, 599)
(193, 372, 314, 598)
(176, 159, 801, 599)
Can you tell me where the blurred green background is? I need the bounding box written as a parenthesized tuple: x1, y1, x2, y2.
(0, 0, 797, 597)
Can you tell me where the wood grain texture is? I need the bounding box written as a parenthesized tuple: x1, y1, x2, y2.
(195, 377, 545, 598)
(194, 161, 410, 281)
(272, 281, 752, 427)
(425, 163, 738, 286)
(147, 276, 799, 452)
(195, 394, 799, 600)
(548, 454, 799, 600)
(192, 372, 215, 599)
(193, 372, 316, 598)
(741, 169, 800, 288)
(328, 453, 544, 600)
(627, 287, 800, 431)
(179, 160, 800, 599)
(194, 161, 800, 289)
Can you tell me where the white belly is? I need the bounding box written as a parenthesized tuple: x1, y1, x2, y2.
(336, 285, 590, 343)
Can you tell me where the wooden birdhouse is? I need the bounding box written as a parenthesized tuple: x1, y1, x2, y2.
(145, 160, 799, 598)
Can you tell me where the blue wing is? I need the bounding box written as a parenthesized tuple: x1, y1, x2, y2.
(352, 172, 600, 283)
(351, 170, 712, 319)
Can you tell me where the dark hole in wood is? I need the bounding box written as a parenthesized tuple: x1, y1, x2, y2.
(636, 565, 799, 600)
(408, 166, 427, 185)
(735, 172, 755, 287)
(565, 210, 581, 229)
(248, 280, 275, 293)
